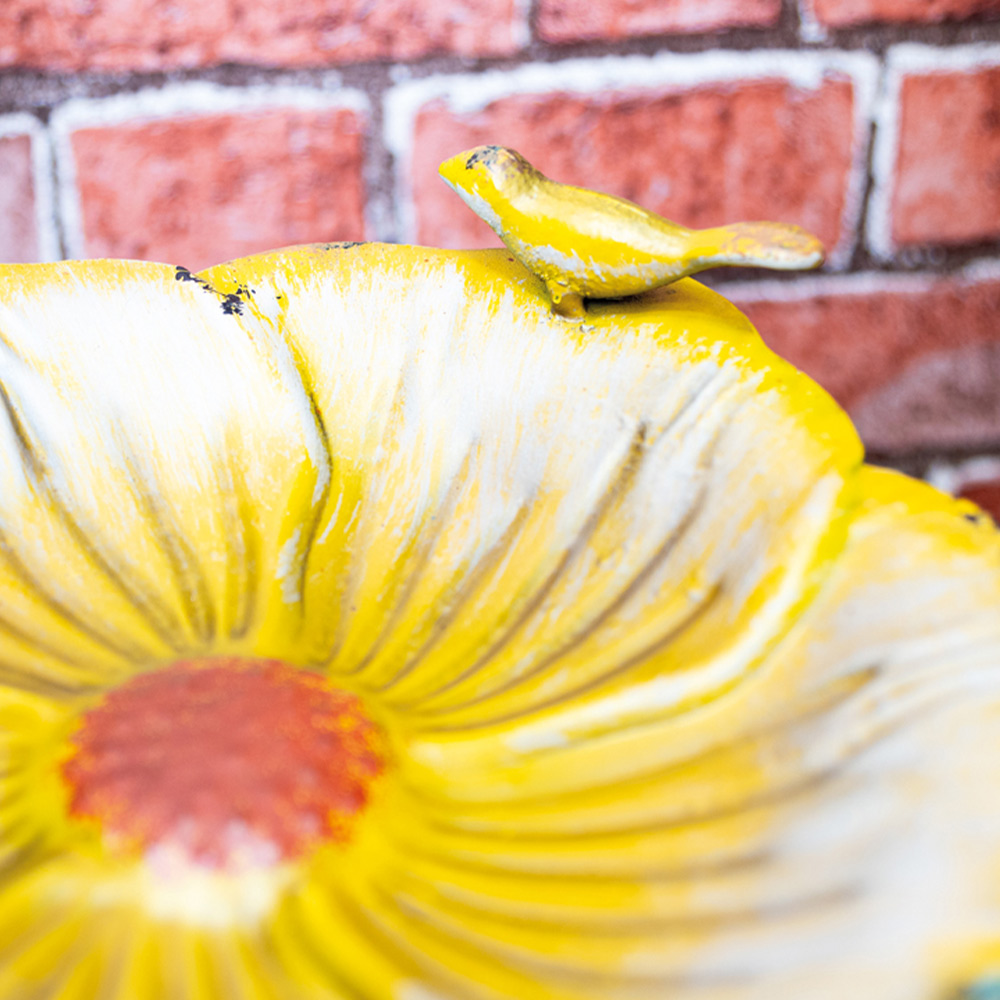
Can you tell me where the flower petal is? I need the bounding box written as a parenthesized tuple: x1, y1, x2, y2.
(381, 473, 1000, 996)
(0, 260, 330, 685)
(203, 246, 862, 718)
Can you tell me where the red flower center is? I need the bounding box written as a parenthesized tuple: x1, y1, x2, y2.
(62, 658, 386, 869)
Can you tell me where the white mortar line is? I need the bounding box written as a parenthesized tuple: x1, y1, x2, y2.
(867, 43, 1000, 261)
(385, 49, 880, 246)
(0, 113, 60, 262)
(957, 256, 1000, 284)
(865, 56, 896, 262)
(361, 142, 393, 244)
(926, 455, 1000, 495)
(796, 0, 829, 43)
(510, 0, 533, 50)
(836, 53, 880, 269)
(721, 255, 1000, 302)
(0, 112, 38, 139)
(29, 127, 59, 262)
(885, 41, 1000, 73)
(49, 81, 369, 259)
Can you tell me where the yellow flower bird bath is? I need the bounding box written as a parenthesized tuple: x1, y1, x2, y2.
(0, 165, 998, 1000)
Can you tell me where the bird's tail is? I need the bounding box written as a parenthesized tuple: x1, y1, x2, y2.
(683, 221, 825, 274)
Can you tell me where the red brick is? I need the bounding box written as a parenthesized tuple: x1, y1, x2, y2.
(537, 0, 780, 44)
(812, 0, 1000, 28)
(892, 66, 1000, 247)
(958, 479, 1000, 520)
(71, 107, 366, 272)
(413, 77, 857, 255)
(734, 276, 1000, 453)
(0, 0, 523, 73)
(849, 341, 1000, 453)
(0, 135, 38, 265)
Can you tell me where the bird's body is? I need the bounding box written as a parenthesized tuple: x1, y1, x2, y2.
(439, 145, 825, 319)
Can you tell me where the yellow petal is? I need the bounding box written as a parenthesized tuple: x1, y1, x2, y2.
(0, 260, 330, 680)
(203, 246, 862, 713)
(380, 473, 1000, 997)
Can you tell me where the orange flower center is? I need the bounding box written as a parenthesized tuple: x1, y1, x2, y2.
(62, 658, 386, 869)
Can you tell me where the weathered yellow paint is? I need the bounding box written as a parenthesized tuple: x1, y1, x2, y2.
(0, 239, 996, 999)
(439, 145, 825, 317)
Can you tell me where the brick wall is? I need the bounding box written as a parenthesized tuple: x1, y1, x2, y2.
(1, 0, 999, 512)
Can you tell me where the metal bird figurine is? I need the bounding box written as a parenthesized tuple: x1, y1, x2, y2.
(439, 145, 825, 319)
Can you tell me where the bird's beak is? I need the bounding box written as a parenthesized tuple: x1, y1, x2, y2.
(438, 152, 470, 193)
